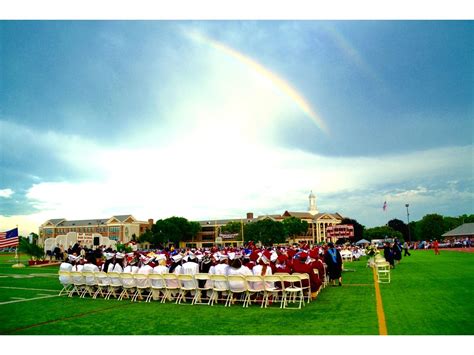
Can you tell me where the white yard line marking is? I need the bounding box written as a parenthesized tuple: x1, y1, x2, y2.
(0, 273, 56, 279)
(12, 275, 34, 278)
(0, 286, 59, 292)
(0, 294, 60, 305)
(11, 297, 26, 300)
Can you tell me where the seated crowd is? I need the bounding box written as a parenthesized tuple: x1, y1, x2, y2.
(59, 241, 356, 302)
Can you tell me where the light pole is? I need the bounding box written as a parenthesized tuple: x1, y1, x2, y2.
(405, 204, 411, 243)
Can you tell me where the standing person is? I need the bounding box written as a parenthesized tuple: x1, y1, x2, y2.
(71, 241, 81, 255)
(53, 245, 61, 261)
(102, 252, 115, 272)
(324, 242, 343, 286)
(403, 241, 411, 256)
(433, 239, 440, 255)
(393, 239, 402, 265)
(384, 242, 395, 269)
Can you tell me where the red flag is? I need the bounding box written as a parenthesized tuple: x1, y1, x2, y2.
(0, 227, 19, 248)
(382, 201, 387, 211)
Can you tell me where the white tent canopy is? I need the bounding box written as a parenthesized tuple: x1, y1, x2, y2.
(355, 239, 370, 245)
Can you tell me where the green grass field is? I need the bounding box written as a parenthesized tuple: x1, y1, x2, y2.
(0, 250, 472, 335)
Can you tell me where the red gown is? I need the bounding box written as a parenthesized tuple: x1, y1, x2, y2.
(310, 259, 325, 283)
(292, 260, 321, 292)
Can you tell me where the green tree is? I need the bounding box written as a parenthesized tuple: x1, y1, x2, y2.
(408, 221, 418, 241)
(341, 218, 365, 241)
(363, 226, 403, 241)
(419, 213, 444, 241)
(457, 214, 474, 224)
(29, 232, 39, 245)
(19, 237, 45, 260)
(282, 216, 308, 242)
(138, 229, 153, 245)
(221, 221, 243, 239)
(388, 218, 408, 241)
(443, 216, 461, 234)
(244, 219, 286, 245)
(152, 216, 201, 247)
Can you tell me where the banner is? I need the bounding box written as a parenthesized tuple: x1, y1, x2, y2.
(326, 224, 354, 239)
(219, 233, 239, 240)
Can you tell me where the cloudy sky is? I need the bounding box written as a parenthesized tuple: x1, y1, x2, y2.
(0, 20, 473, 235)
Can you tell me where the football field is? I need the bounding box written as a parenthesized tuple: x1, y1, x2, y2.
(0, 249, 472, 335)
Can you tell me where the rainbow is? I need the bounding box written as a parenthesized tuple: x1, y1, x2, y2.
(187, 31, 329, 135)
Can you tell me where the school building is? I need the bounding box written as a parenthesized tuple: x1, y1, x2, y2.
(181, 191, 344, 248)
(39, 192, 345, 248)
(38, 215, 153, 246)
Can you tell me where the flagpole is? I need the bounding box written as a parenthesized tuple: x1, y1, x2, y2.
(16, 224, 19, 265)
(12, 225, 25, 268)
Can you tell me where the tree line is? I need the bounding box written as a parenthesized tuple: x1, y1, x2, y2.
(362, 214, 474, 242)
(138, 213, 473, 247)
(138, 216, 309, 247)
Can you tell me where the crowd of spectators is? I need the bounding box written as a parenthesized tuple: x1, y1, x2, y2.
(412, 237, 472, 250)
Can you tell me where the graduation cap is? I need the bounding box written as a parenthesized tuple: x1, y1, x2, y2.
(171, 254, 182, 263)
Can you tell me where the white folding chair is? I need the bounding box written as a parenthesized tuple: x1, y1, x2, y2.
(81, 271, 97, 298)
(161, 274, 180, 303)
(132, 274, 151, 302)
(69, 271, 86, 297)
(147, 273, 166, 302)
(376, 261, 391, 283)
(280, 275, 304, 309)
(193, 273, 212, 305)
(58, 270, 73, 296)
(209, 274, 229, 306)
(262, 275, 283, 308)
(342, 253, 353, 262)
(106, 272, 122, 300)
(243, 275, 265, 307)
(118, 273, 136, 301)
(93, 271, 110, 299)
(176, 274, 197, 304)
(226, 275, 248, 307)
(294, 272, 311, 304)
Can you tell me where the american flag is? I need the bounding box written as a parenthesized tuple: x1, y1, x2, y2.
(383, 201, 387, 211)
(0, 228, 19, 248)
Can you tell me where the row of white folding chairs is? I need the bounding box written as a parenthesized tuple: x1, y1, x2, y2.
(58, 271, 313, 309)
(58, 270, 151, 302)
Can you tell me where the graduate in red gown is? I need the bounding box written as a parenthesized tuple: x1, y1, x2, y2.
(292, 251, 321, 298)
(309, 249, 325, 285)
